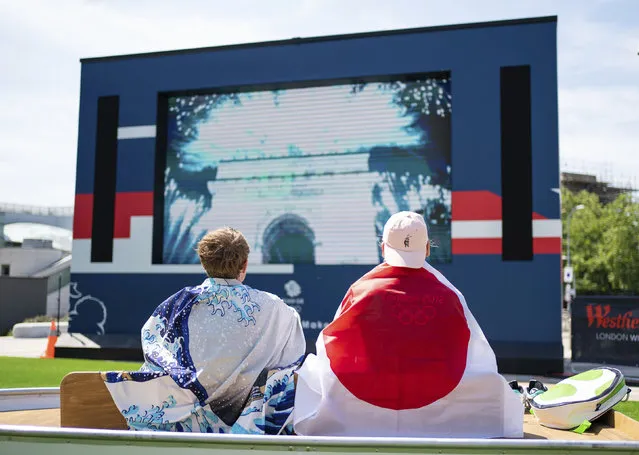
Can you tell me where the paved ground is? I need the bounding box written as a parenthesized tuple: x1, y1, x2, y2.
(0, 337, 47, 358)
(0, 332, 100, 358)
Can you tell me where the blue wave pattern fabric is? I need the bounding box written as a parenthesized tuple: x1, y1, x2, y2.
(103, 278, 305, 433)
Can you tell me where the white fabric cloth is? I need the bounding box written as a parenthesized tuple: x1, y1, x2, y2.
(293, 262, 523, 438)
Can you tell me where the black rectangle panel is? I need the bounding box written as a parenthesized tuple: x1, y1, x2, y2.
(500, 65, 533, 261)
(91, 96, 119, 262)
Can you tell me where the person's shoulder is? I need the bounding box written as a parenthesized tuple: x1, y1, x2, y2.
(346, 264, 401, 301)
(419, 262, 464, 300)
(245, 286, 285, 305)
(351, 263, 388, 287)
(246, 286, 300, 319)
(157, 286, 195, 301)
(174, 281, 231, 305)
(152, 286, 197, 315)
(181, 283, 210, 299)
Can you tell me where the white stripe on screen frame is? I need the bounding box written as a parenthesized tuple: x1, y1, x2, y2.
(71, 217, 294, 275)
(117, 125, 157, 140)
(451, 221, 501, 239)
(71, 239, 294, 275)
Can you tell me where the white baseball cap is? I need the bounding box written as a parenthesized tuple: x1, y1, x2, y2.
(382, 211, 429, 269)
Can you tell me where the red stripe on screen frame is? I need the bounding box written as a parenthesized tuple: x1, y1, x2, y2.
(452, 238, 502, 255)
(73, 192, 153, 239)
(451, 190, 548, 221)
(452, 191, 502, 221)
(113, 192, 154, 238)
(72, 194, 93, 239)
(533, 237, 562, 255)
(452, 237, 561, 255)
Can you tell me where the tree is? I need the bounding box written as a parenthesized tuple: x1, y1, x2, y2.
(562, 189, 639, 295)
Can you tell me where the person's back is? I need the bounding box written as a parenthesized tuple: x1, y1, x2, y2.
(186, 280, 302, 413)
(293, 212, 523, 438)
(323, 263, 471, 412)
(104, 227, 305, 433)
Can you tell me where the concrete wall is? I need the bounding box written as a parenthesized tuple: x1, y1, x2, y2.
(0, 247, 65, 277)
(0, 276, 48, 335)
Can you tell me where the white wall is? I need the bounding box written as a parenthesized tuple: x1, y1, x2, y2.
(0, 247, 65, 277)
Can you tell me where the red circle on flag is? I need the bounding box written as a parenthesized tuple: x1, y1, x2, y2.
(324, 268, 471, 410)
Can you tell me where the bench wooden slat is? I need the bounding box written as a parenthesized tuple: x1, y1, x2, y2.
(60, 372, 127, 430)
(523, 412, 639, 440)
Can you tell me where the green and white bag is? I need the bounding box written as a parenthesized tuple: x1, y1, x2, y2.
(530, 367, 631, 432)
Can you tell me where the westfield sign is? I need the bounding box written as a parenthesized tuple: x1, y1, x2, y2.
(586, 304, 639, 330)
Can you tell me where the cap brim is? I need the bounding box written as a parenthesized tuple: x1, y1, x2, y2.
(384, 244, 426, 269)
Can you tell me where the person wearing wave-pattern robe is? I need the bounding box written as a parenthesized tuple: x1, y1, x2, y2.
(104, 227, 306, 434)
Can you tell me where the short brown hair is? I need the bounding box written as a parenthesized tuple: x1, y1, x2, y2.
(197, 227, 250, 279)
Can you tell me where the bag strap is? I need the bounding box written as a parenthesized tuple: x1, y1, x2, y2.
(573, 387, 631, 434)
(573, 420, 592, 434)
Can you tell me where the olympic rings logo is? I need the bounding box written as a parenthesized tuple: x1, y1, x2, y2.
(395, 306, 437, 326)
(388, 295, 441, 326)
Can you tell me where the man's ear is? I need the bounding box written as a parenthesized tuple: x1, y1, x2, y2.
(426, 242, 431, 258)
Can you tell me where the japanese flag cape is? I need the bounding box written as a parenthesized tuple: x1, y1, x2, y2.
(293, 262, 523, 438)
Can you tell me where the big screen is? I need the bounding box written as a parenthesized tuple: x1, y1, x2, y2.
(159, 74, 452, 265)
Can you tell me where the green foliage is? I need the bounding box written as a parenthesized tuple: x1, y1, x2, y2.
(562, 189, 639, 295)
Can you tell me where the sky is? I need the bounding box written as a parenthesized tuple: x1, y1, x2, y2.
(0, 0, 637, 207)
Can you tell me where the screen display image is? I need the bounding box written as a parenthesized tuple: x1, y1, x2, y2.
(160, 75, 452, 266)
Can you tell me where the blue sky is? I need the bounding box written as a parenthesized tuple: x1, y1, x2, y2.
(0, 0, 637, 206)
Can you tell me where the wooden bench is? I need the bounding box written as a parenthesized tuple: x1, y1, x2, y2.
(60, 372, 127, 429)
(58, 372, 639, 440)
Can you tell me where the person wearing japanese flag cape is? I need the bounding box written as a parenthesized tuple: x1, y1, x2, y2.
(293, 211, 523, 438)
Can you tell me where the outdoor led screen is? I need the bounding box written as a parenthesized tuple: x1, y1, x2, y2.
(158, 74, 452, 265)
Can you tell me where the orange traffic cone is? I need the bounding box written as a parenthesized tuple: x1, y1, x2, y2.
(40, 320, 58, 359)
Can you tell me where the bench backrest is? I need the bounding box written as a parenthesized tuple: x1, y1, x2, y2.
(60, 372, 128, 429)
